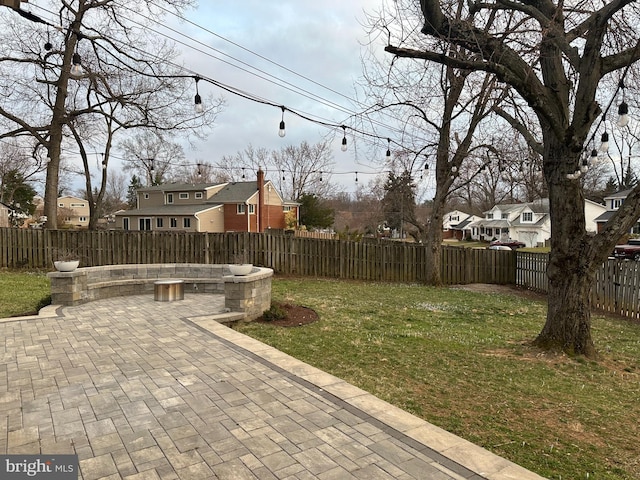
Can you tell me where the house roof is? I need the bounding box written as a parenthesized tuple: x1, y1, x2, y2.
(603, 189, 633, 200)
(594, 211, 615, 223)
(486, 198, 550, 215)
(469, 219, 511, 228)
(206, 181, 259, 204)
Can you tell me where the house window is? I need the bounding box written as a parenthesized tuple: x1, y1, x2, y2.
(248, 204, 255, 214)
(487, 213, 493, 219)
(139, 218, 151, 231)
(195, 192, 203, 199)
(170, 218, 177, 228)
(502, 213, 508, 219)
(183, 218, 191, 228)
(179, 192, 189, 199)
(613, 198, 623, 209)
(58, 203, 64, 207)
(450, 215, 459, 221)
(486, 228, 493, 237)
(144, 193, 149, 199)
(123, 218, 130, 230)
(283, 206, 292, 212)
(79, 217, 87, 222)
(156, 218, 163, 228)
(237, 204, 246, 214)
(522, 212, 533, 222)
(70, 203, 86, 207)
(167, 193, 174, 204)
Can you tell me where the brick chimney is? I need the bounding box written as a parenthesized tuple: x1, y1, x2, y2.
(257, 168, 265, 232)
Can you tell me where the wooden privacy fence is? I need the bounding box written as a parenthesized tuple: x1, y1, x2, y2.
(0, 228, 515, 285)
(516, 251, 640, 319)
(3, 228, 640, 318)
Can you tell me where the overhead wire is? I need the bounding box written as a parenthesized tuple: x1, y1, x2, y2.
(11, 3, 438, 185)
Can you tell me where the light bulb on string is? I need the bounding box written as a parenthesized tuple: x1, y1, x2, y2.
(194, 77, 203, 114)
(242, 167, 245, 180)
(278, 106, 286, 137)
(44, 32, 52, 51)
(617, 102, 629, 127)
(282, 170, 285, 181)
(70, 52, 83, 78)
(589, 148, 598, 165)
(599, 132, 609, 152)
(341, 126, 347, 152)
(385, 138, 391, 159)
(319, 171, 323, 182)
(617, 81, 630, 127)
(355, 171, 358, 183)
(581, 154, 591, 173)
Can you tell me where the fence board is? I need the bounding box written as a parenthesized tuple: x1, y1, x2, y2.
(3, 228, 640, 320)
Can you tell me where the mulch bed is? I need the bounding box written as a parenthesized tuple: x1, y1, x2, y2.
(255, 301, 319, 327)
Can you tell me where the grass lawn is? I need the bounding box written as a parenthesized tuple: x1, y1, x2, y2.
(0, 269, 51, 318)
(235, 277, 640, 480)
(2, 270, 638, 479)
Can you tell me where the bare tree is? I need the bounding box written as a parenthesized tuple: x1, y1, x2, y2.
(0, 138, 47, 203)
(218, 141, 336, 200)
(365, 3, 510, 284)
(385, 0, 640, 357)
(119, 132, 186, 186)
(0, 1, 223, 228)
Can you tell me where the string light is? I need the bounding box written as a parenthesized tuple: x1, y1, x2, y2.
(278, 106, 286, 137)
(194, 76, 203, 114)
(69, 52, 83, 78)
(386, 138, 391, 159)
(341, 126, 347, 152)
(617, 101, 629, 127)
(599, 132, 609, 152)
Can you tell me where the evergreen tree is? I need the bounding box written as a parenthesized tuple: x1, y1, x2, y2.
(126, 175, 143, 209)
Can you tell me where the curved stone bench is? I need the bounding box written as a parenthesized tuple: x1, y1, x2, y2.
(48, 263, 273, 322)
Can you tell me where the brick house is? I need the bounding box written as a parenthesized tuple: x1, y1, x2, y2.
(114, 169, 298, 232)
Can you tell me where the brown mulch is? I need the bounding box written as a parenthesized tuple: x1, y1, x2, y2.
(255, 301, 319, 327)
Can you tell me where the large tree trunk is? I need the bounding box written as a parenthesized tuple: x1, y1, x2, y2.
(423, 191, 445, 286)
(534, 136, 597, 357)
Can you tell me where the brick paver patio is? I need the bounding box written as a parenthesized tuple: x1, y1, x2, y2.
(0, 294, 545, 479)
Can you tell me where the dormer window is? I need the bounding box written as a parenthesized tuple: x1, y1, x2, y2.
(613, 198, 623, 209)
(487, 213, 493, 219)
(167, 193, 174, 204)
(522, 212, 533, 222)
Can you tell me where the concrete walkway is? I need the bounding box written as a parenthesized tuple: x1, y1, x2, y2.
(0, 294, 546, 480)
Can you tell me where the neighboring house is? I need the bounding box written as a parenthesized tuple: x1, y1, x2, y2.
(0, 202, 10, 228)
(594, 189, 640, 235)
(469, 198, 606, 247)
(114, 169, 299, 233)
(442, 210, 480, 240)
(57, 196, 90, 228)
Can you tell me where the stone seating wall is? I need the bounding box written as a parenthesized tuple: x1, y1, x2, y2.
(48, 263, 273, 322)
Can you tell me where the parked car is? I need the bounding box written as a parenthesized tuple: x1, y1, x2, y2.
(613, 239, 640, 261)
(489, 239, 526, 250)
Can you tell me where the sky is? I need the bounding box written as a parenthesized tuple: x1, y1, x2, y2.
(159, 0, 393, 194)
